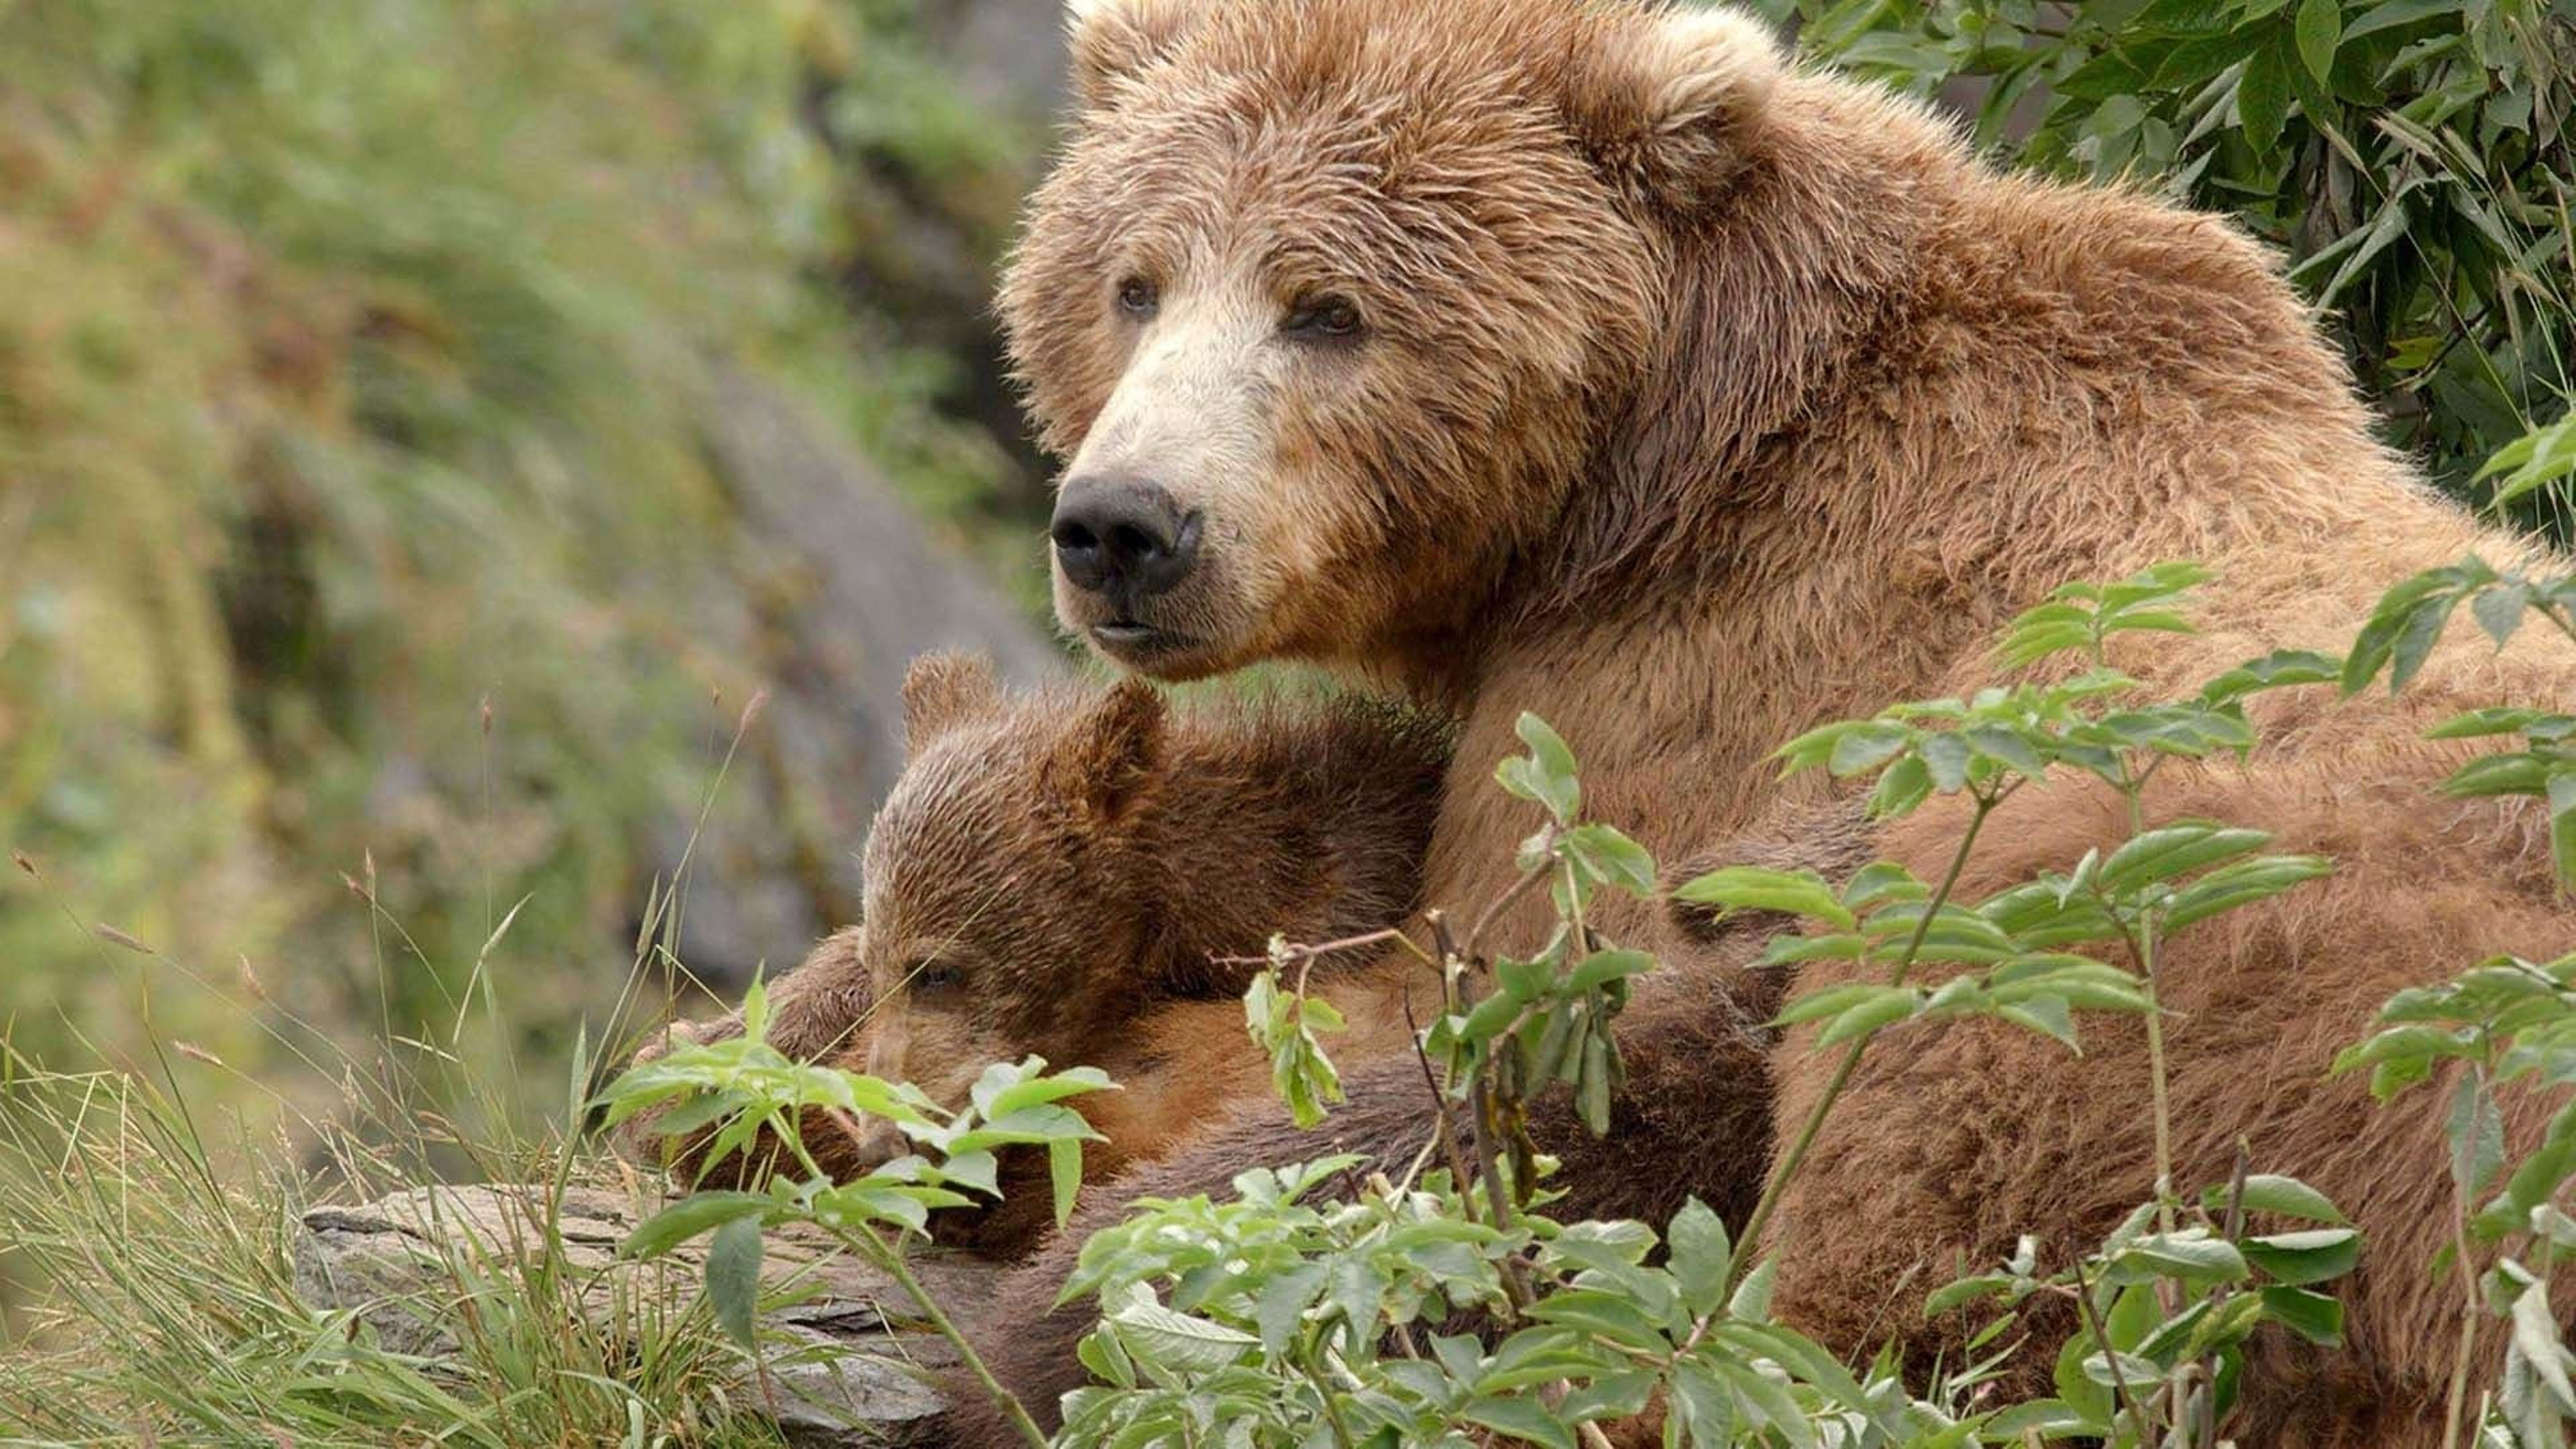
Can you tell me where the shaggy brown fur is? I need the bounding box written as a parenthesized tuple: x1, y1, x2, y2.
(967, 0, 2576, 1440)
(636, 653, 1451, 1255)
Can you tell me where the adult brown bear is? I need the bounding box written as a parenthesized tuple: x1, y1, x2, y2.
(959, 0, 2576, 1440)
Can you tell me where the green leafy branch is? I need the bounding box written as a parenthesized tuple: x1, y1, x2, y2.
(596, 977, 1112, 1448)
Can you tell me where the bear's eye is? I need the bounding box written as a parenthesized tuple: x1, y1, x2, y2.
(1281, 296, 1362, 342)
(907, 960, 966, 994)
(1114, 276, 1159, 319)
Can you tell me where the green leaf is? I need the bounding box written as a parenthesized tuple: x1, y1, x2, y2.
(2450, 1074, 2506, 1199)
(1712, 1357, 1817, 1447)
(1919, 731, 1973, 792)
(2428, 707, 2555, 740)
(2097, 822, 2270, 894)
(2239, 39, 2291, 150)
(1729, 1256, 1777, 1323)
(2512, 1281, 2576, 1415)
(1827, 722, 1913, 777)
(987, 1065, 1117, 1120)
(622, 1192, 773, 1260)
(1458, 1395, 1575, 1449)
(1049, 1138, 1083, 1229)
(1815, 987, 1925, 1047)
(1998, 994, 2080, 1051)
(706, 1212, 763, 1350)
(1986, 1399, 2104, 1437)
(1667, 1362, 1737, 1443)
(1108, 1289, 1259, 1375)
(1497, 713, 1582, 824)
(1772, 983, 1890, 1028)
(1668, 1197, 1732, 1317)
(1568, 948, 1656, 994)
(2473, 582, 2529, 650)
(1842, 861, 1927, 909)
(2477, 413, 2576, 512)
(2199, 648, 2342, 704)
(2202, 1173, 2347, 1224)
(1868, 753, 1936, 818)
(2293, 0, 2341, 83)
(1709, 1322, 1870, 1408)
(2343, 0, 2456, 39)
(1525, 1289, 1671, 1352)
(2244, 1228, 2361, 1285)
(2259, 1285, 2347, 1344)
(1964, 723, 2050, 779)
(2443, 751, 2552, 798)
(1671, 867, 1856, 929)
(1252, 1263, 1330, 1357)
(2104, 1281, 2161, 1352)
(2163, 854, 2334, 931)
(2104, 1229, 2250, 1283)
(1562, 823, 1657, 897)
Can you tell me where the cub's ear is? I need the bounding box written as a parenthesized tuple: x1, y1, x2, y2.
(1046, 678, 1167, 825)
(1562, 4, 1784, 211)
(1065, 0, 1199, 110)
(902, 651, 1002, 754)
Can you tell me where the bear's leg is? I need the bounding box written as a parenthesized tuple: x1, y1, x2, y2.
(1760, 772, 2569, 1444)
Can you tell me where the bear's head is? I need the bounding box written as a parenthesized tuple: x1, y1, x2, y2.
(1003, 0, 1789, 682)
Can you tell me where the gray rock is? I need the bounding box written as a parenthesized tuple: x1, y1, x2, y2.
(293, 1182, 1009, 1445)
(640, 364, 1066, 993)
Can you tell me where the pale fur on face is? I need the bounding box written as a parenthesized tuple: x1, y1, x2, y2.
(1051, 275, 1326, 676)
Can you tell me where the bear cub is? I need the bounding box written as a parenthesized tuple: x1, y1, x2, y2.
(635, 652, 1452, 1254)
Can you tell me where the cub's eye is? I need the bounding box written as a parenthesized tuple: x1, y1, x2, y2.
(1114, 276, 1159, 319)
(1281, 296, 1362, 341)
(907, 961, 966, 994)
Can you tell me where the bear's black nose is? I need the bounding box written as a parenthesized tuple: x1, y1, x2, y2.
(1050, 476, 1201, 600)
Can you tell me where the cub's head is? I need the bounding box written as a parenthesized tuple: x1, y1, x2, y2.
(1004, 0, 1784, 679)
(836, 653, 1183, 1131)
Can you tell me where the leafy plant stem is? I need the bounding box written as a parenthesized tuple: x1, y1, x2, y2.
(2440, 1064, 2489, 1449)
(1297, 1324, 1360, 1449)
(847, 1220, 1049, 1449)
(1725, 790, 1999, 1291)
(2139, 919, 2178, 1240)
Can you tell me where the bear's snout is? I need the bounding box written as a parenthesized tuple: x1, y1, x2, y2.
(1050, 475, 1202, 611)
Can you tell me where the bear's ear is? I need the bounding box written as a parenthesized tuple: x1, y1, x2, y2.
(1046, 678, 1168, 826)
(902, 651, 1002, 755)
(1065, 0, 1198, 111)
(1562, 5, 1785, 211)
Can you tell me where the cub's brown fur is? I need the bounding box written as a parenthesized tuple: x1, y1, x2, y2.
(635, 653, 1450, 1254)
(978, 0, 2576, 1440)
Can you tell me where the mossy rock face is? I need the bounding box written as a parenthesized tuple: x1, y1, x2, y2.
(0, 0, 1067, 1132)
(293, 1183, 1004, 1445)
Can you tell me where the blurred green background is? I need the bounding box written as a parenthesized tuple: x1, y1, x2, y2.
(0, 0, 1075, 1138)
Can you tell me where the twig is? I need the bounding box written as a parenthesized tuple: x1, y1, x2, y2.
(1465, 864, 1551, 961)
(2192, 1140, 2255, 1448)
(1210, 924, 1438, 975)
(2072, 1260, 2149, 1442)
(1402, 983, 1477, 1196)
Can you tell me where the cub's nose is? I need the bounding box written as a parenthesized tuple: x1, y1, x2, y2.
(1049, 476, 1201, 599)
